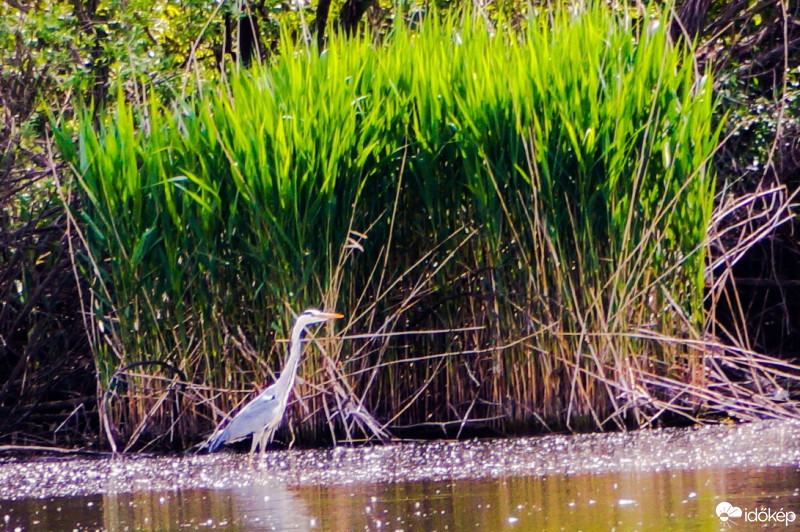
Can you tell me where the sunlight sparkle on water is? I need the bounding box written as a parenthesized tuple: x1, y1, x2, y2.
(1, 422, 800, 530)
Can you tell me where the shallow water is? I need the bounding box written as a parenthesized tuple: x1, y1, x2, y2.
(2, 421, 799, 530)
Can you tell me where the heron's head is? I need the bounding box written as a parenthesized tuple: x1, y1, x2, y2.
(297, 308, 344, 327)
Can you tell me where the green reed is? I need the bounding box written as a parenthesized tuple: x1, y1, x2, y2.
(56, 3, 720, 447)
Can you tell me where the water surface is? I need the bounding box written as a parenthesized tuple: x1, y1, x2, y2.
(2, 421, 799, 530)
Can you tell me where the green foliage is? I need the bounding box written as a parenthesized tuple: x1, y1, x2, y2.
(56, 4, 719, 442)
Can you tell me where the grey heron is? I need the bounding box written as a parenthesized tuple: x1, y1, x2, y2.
(207, 308, 343, 462)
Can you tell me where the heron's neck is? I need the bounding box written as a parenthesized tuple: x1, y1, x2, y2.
(275, 320, 308, 391)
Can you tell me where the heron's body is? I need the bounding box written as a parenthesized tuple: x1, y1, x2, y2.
(206, 382, 284, 452)
(207, 309, 342, 462)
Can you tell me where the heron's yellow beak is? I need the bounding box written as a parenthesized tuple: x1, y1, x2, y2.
(322, 311, 344, 319)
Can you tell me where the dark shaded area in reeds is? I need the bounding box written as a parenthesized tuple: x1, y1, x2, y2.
(684, 0, 800, 361)
(1, 0, 799, 452)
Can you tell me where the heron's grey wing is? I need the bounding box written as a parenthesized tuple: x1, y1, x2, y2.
(208, 383, 281, 450)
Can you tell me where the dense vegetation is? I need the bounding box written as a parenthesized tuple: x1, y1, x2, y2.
(2, 0, 799, 451)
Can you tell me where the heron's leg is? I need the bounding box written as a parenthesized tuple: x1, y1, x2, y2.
(288, 420, 296, 449)
(248, 430, 263, 469)
(258, 428, 272, 464)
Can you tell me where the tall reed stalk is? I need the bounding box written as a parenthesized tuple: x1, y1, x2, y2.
(56, 3, 721, 449)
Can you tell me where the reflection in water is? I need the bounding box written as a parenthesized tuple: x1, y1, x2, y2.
(102, 483, 314, 530)
(3, 483, 314, 530)
(298, 466, 800, 530)
(1, 486, 310, 530)
(2, 465, 799, 530)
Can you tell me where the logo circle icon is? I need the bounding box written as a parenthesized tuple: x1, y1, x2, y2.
(716, 501, 743, 522)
